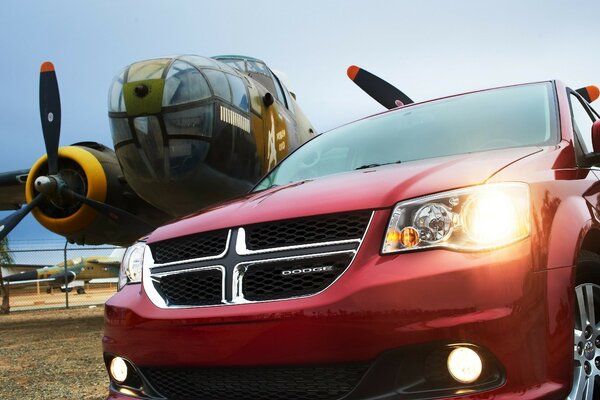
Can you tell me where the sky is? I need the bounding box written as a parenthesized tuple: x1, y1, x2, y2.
(1, 0, 599, 247)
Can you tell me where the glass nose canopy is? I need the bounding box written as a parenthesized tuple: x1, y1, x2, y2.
(107, 56, 258, 213)
(108, 56, 249, 113)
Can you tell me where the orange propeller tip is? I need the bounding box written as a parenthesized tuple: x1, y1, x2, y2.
(40, 62, 55, 73)
(587, 85, 599, 102)
(347, 65, 360, 81)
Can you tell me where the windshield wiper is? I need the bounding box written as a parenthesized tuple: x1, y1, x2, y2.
(355, 160, 402, 170)
(355, 163, 381, 170)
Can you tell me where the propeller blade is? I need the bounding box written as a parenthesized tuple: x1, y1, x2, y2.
(64, 189, 155, 237)
(0, 193, 44, 242)
(39, 62, 61, 175)
(347, 65, 413, 109)
(576, 85, 599, 103)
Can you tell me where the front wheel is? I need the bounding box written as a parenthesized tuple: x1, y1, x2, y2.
(568, 251, 600, 399)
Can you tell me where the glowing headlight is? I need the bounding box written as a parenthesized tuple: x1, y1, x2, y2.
(118, 242, 148, 289)
(382, 183, 530, 253)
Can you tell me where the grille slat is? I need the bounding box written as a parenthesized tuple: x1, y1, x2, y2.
(149, 230, 228, 264)
(158, 269, 222, 306)
(143, 364, 368, 400)
(245, 211, 371, 250)
(242, 254, 353, 301)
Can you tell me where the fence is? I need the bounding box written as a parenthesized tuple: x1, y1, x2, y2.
(0, 240, 123, 313)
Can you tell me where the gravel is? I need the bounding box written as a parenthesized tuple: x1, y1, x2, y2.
(0, 306, 107, 400)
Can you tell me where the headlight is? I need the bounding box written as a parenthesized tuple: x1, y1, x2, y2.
(118, 242, 149, 289)
(382, 182, 530, 253)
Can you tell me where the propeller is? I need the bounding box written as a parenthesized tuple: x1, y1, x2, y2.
(0, 194, 43, 239)
(576, 85, 599, 104)
(63, 189, 154, 237)
(39, 62, 61, 175)
(347, 65, 414, 109)
(0, 62, 155, 242)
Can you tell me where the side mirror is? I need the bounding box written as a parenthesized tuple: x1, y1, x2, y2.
(593, 120, 600, 153)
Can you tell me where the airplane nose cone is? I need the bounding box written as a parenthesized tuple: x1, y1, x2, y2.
(108, 55, 259, 215)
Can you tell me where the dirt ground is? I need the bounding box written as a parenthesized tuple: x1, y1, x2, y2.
(0, 306, 107, 400)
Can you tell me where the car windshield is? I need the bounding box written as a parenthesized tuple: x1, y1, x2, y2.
(255, 82, 558, 191)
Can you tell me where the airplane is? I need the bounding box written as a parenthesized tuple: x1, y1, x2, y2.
(1, 248, 123, 294)
(0, 55, 316, 246)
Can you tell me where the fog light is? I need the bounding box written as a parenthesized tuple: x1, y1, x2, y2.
(447, 347, 482, 384)
(110, 357, 128, 383)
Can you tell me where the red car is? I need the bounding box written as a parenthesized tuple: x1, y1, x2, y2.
(104, 81, 600, 399)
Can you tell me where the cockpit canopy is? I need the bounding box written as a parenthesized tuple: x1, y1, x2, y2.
(214, 55, 295, 112)
(108, 55, 249, 114)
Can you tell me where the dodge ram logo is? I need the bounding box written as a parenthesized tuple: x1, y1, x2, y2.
(281, 266, 334, 276)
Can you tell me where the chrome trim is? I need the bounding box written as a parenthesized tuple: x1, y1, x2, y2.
(142, 211, 375, 309)
(235, 227, 361, 255)
(152, 265, 225, 279)
(231, 249, 356, 304)
(150, 230, 232, 268)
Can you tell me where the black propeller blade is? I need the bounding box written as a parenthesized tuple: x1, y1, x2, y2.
(39, 62, 61, 175)
(64, 189, 155, 237)
(575, 86, 599, 103)
(0, 61, 60, 242)
(0, 194, 43, 242)
(347, 65, 413, 109)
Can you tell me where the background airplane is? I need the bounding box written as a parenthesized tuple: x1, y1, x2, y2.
(0, 55, 316, 246)
(1, 249, 123, 294)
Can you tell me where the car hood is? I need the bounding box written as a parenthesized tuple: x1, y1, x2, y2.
(149, 146, 541, 242)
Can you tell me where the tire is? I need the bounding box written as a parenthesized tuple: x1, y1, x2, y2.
(568, 251, 600, 399)
(76, 287, 85, 295)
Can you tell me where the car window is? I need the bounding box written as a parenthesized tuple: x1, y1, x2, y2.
(256, 83, 558, 191)
(570, 94, 596, 153)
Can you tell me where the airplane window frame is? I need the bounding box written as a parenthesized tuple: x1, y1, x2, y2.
(203, 69, 233, 103)
(271, 75, 286, 107)
(226, 73, 250, 112)
(162, 60, 212, 107)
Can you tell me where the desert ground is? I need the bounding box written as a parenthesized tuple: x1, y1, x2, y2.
(0, 306, 107, 400)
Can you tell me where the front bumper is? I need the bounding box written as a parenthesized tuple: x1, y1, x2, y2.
(104, 214, 573, 399)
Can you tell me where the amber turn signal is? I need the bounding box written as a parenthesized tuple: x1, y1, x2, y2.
(399, 227, 420, 248)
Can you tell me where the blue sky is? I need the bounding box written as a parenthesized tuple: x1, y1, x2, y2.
(1, 0, 599, 245)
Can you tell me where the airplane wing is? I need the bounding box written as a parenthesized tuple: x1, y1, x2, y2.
(0, 169, 29, 210)
(5, 277, 58, 286)
(2, 263, 50, 270)
(86, 257, 121, 266)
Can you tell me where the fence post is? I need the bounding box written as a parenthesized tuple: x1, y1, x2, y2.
(64, 240, 69, 309)
(0, 264, 9, 314)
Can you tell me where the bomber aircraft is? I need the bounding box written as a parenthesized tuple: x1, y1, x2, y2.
(2, 249, 123, 294)
(0, 55, 316, 246)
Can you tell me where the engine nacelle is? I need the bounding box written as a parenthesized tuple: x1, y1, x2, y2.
(25, 144, 168, 246)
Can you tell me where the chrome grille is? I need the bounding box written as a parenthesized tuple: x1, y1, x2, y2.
(142, 363, 369, 400)
(144, 211, 373, 308)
